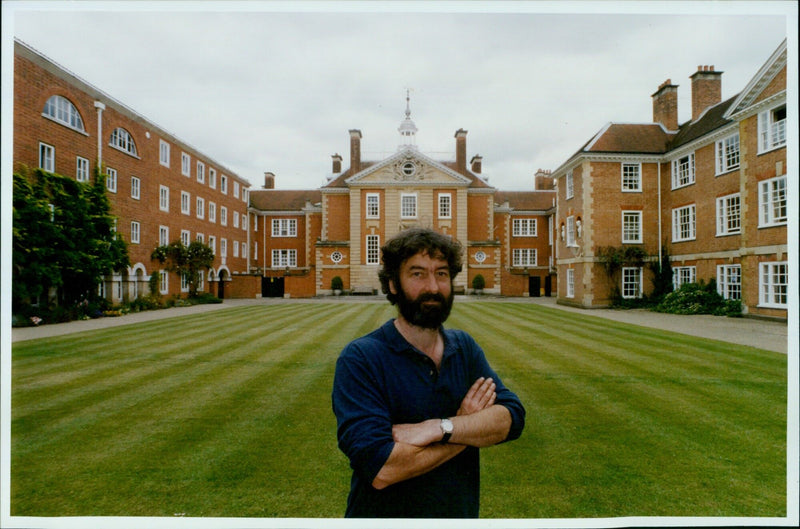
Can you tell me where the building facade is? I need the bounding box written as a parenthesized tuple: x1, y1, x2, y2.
(13, 40, 252, 302)
(552, 40, 788, 319)
(247, 101, 557, 299)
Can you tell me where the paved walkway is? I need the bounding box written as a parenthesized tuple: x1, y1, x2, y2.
(11, 296, 790, 353)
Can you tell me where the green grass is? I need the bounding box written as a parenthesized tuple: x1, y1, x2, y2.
(11, 301, 787, 518)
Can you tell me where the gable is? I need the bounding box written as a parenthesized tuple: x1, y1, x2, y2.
(726, 39, 786, 119)
(346, 149, 473, 187)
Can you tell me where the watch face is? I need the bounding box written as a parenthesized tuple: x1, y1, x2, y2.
(442, 418, 454, 433)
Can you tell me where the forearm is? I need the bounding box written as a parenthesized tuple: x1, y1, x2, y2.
(450, 404, 512, 447)
(372, 440, 466, 490)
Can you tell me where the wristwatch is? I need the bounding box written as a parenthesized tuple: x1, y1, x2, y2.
(440, 418, 454, 443)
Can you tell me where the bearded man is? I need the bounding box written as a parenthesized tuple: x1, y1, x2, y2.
(332, 228, 525, 518)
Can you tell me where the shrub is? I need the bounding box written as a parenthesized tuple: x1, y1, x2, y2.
(331, 276, 343, 291)
(654, 280, 729, 315)
(472, 274, 485, 291)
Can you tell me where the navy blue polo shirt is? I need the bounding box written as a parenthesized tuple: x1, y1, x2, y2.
(332, 319, 525, 518)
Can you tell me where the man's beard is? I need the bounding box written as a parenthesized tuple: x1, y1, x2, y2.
(396, 286, 454, 330)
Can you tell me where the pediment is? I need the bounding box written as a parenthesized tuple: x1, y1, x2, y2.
(726, 40, 786, 119)
(346, 148, 473, 186)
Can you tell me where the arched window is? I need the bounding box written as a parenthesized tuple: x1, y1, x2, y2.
(110, 127, 138, 156)
(42, 95, 85, 132)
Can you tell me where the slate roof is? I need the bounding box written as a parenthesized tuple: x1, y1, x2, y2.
(668, 95, 738, 149)
(584, 123, 673, 154)
(249, 189, 322, 211)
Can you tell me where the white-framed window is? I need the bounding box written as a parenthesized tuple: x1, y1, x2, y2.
(513, 218, 537, 237)
(196, 233, 204, 243)
(513, 248, 537, 267)
(716, 193, 741, 236)
(673, 266, 696, 290)
(181, 153, 191, 176)
(565, 170, 574, 199)
(234, 182, 240, 199)
(42, 95, 85, 132)
(759, 262, 787, 308)
(272, 218, 297, 237)
(758, 103, 786, 153)
(242, 189, 248, 203)
(717, 265, 741, 300)
(233, 241, 239, 258)
(209, 168, 217, 189)
(241, 242, 247, 259)
(221, 175, 228, 194)
(566, 268, 575, 298)
(221, 238, 228, 257)
(272, 249, 297, 268)
(159, 185, 169, 212)
(401, 193, 417, 218)
(242, 213, 248, 231)
(181, 230, 190, 247)
(566, 216, 576, 247)
(715, 133, 740, 174)
(366, 235, 380, 265)
(622, 267, 642, 299)
(196, 197, 205, 219)
(622, 211, 642, 243)
(76, 157, 90, 182)
(759, 175, 787, 227)
(131, 176, 140, 200)
(130, 221, 140, 244)
(109, 128, 137, 156)
(197, 161, 205, 183)
(181, 191, 191, 215)
(208, 236, 216, 255)
(106, 168, 117, 193)
(39, 142, 55, 172)
(672, 204, 696, 242)
(438, 193, 452, 219)
(159, 140, 170, 167)
(233, 211, 240, 229)
(209, 202, 216, 223)
(366, 193, 380, 218)
(181, 273, 190, 293)
(159, 225, 169, 246)
(220, 206, 228, 226)
(671, 152, 695, 189)
(159, 270, 168, 294)
(621, 163, 642, 192)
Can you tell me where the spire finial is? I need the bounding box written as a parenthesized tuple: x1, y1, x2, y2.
(397, 88, 418, 150)
(405, 89, 411, 119)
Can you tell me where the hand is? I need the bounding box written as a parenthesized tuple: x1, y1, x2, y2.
(392, 419, 441, 447)
(457, 377, 496, 416)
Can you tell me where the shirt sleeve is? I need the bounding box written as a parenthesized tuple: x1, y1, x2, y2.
(458, 330, 526, 443)
(331, 340, 396, 485)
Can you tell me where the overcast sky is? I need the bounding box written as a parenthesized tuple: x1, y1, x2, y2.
(5, 1, 795, 191)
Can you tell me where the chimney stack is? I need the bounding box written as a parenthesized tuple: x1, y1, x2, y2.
(690, 65, 723, 121)
(470, 155, 482, 174)
(534, 169, 554, 190)
(264, 172, 275, 189)
(331, 153, 342, 174)
(455, 129, 468, 172)
(652, 79, 679, 130)
(349, 129, 362, 174)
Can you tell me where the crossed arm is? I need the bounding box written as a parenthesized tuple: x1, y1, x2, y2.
(371, 377, 512, 490)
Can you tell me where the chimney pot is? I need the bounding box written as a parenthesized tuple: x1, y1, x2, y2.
(652, 79, 679, 130)
(470, 155, 482, 174)
(349, 129, 362, 174)
(264, 172, 275, 189)
(331, 153, 342, 174)
(455, 129, 468, 172)
(690, 65, 723, 121)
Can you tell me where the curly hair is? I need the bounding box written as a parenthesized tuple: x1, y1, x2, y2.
(378, 228, 463, 305)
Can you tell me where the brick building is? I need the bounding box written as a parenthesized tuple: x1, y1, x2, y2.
(552, 40, 788, 319)
(247, 95, 557, 298)
(13, 39, 252, 302)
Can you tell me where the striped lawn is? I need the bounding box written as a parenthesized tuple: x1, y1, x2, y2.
(11, 301, 787, 518)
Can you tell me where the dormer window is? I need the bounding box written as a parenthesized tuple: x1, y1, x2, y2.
(758, 103, 786, 153)
(42, 95, 85, 132)
(109, 127, 137, 156)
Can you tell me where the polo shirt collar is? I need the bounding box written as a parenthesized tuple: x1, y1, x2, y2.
(380, 319, 457, 360)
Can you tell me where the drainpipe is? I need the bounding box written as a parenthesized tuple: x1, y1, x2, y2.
(94, 101, 106, 171)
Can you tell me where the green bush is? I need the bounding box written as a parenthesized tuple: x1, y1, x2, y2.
(331, 276, 344, 291)
(654, 280, 733, 315)
(472, 274, 485, 291)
